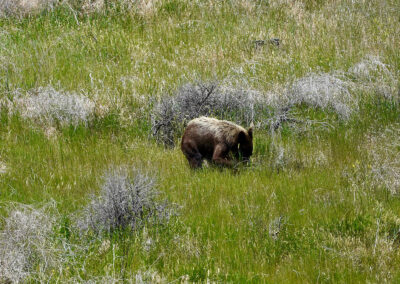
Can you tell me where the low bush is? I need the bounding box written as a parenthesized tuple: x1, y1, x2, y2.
(0, 203, 59, 282)
(151, 56, 398, 147)
(285, 73, 355, 119)
(0, 0, 57, 17)
(78, 167, 176, 235)
(10, 86, 96, 127)
(349, 55, 399, 101)
(151, 82, 270, 146)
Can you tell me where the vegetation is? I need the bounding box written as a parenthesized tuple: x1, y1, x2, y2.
(0, 0, 399, 282)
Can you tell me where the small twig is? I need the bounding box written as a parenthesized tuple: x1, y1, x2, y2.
(197, 84, 216, 112)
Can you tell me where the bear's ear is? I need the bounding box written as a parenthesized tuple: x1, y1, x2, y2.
(248, 127, 253, 139)
(238, 131, 246, 143)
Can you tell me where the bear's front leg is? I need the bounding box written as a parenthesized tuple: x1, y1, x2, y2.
(181, 139, 203, 169)
(212, 144, 233, 167)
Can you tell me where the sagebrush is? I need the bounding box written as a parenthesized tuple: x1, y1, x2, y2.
(0, 0, 56, 17)
(151, 82, 270, 146)
(8, 86, 96, 127)
(0, 203, 59, 282)
(78, 167, 175, 234)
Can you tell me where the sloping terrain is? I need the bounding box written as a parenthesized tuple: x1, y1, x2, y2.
(0, 0, 399, 282)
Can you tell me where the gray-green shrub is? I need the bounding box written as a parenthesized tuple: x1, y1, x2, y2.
(78, 167, 175, 235)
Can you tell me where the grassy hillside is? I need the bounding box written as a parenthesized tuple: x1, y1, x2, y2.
(0, 0, 399, 282)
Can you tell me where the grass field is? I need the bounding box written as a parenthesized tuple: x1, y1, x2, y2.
(0, 0, 400, 282)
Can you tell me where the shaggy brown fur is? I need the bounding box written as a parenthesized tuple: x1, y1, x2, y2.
(181, 117, 253, 168)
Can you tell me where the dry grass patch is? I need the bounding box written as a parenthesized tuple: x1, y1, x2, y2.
(0, 160, 6, 174)
(286, 73, 355, 119)
(75, 0, 161, 15)
(0, 0, 56, 17)
(349, 55, 399, 100)
(7, 86, 98, 127)
(0, 203, 60, 282)
(366, 124, 400, 195)
(325, 233, 398, 281)
(72, 269, 166, 283)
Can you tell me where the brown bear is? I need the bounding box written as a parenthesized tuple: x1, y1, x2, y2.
(181, 117, 253, 168)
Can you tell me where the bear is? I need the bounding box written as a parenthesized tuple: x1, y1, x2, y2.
(181, 116, 253, 168)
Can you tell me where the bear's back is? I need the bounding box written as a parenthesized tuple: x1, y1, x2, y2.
(186, 117, 246, 145)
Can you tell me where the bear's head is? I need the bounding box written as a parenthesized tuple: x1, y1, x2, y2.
(238, 127, 253, 162)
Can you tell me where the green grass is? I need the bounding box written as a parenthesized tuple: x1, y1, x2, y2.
(1, 0, 400, 282)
